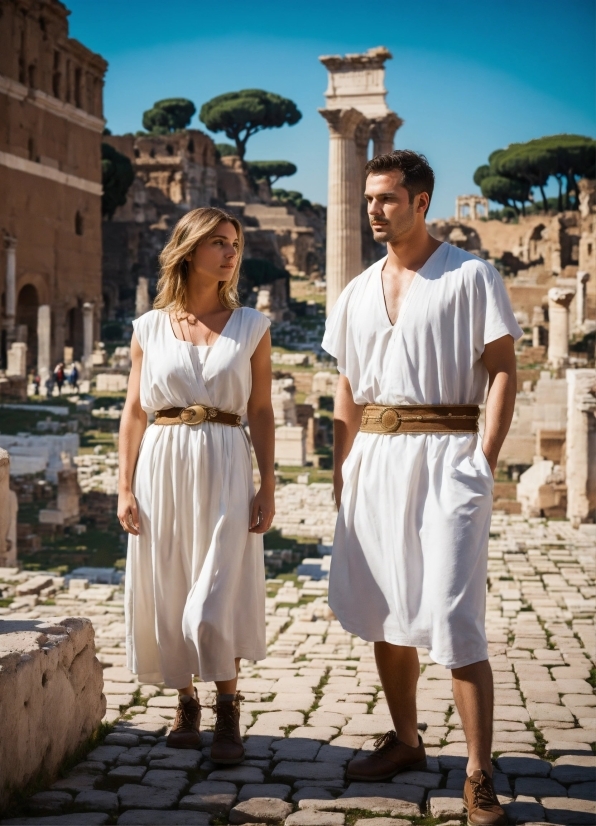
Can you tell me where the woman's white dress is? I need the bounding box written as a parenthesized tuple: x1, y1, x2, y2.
(125, 307, 270, 686)
(322, 243, 523, 669)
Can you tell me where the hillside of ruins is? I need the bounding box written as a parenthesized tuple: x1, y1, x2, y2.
(0, 2, 594, 825)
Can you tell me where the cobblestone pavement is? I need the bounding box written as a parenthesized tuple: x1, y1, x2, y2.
(2, 514, 595, 825)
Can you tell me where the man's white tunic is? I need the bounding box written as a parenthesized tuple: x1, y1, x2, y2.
(322, 243, 522, 669)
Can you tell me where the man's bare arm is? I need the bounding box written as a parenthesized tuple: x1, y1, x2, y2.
(480, 334, 517, 475)
(333, 374, 363, 508)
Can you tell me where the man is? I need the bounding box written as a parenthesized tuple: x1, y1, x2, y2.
(322, 150, 521, 826)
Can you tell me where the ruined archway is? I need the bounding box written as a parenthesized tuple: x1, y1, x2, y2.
(16, 284, 39, 368)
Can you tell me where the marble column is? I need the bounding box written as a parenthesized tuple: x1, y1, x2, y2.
(82, 301, 94, 367)
(135, 277, 151, 318)
(319, 108, 367, 314)
(37, 304, 51, 382)
(0, 449, 9, 567)
(3, 236, 17, 345)
(576, 271, 590, 327)
(548, 287, 575, 368)
(370, 112, 403, 157)
(566, 369, 596, 526)
(531, 305, 545, 348)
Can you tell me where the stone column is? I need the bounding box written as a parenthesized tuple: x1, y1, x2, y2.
(548, 287, 575, 368)
(0, 449, 9, 567)
(135, 277, 151, 318)
(566, 369, 596, 526)
(3, 236, 17, 326)
(576, 271, 590, 327)
(319, 108, 367, 314)
(531, 306, 545, 348)
(83, 302, 94, 367)
(37, 304, 51, 383)
(370, 112, 403, 157)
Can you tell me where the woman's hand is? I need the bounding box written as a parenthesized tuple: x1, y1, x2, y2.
(117, 490, 140, 536)
(249, 485, 275, 534)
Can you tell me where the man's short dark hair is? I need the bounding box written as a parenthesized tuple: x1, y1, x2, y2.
(365, 149, 435, 215)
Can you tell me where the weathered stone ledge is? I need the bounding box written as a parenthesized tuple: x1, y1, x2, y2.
(0, 617, 106, 809)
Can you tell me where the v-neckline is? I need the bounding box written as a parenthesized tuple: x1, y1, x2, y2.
(167, 308, 238, 348)
(377, 243, 444, 329)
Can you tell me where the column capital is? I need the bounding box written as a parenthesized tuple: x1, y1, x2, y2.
(318, 107, 367, 139)
(3, 234, 17, 250)
(577, 270, 590, 285)
(82, 301, 95, 313)
(548, 287, 575, 309)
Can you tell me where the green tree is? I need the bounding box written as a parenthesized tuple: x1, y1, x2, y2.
(246, 160, 297, 187)
(101, 143, 134, 219)
(272, 188, 312, 211)
(215, 143, 238, 157)
(200, 89, 302, 161)
(473, 165, 491, 187)
(480, 175, 530, 215)
(492, 141, 552, 213)
(142, 98, 196, 134)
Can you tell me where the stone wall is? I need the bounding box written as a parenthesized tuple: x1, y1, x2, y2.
(0, 616, 106, 808)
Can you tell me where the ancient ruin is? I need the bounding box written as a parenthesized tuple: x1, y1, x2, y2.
(319, 47, 403, 312)
(0, 0, 107, 377)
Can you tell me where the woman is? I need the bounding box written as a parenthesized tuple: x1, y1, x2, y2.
(118, 207, 275, 764)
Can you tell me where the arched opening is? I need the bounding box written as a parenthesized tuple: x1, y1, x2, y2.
(28, 137, 37, 162)
(528, 224, 546, 263)
(65, 306, 83, 360)
(187, 139, 195, 154)
(28, 63, 36, 88)
(16, 284, 39, 369)
(75, 211, 84, 236)
(74, 67, 82, 108)
(166, 144, 174, 156)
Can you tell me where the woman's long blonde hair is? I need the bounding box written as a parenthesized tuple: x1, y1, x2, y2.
(154, 207, 244, 313)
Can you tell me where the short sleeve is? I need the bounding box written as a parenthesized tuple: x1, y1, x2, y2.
(321, 279, 358, 374)
(132, 310, 153, 350)
(248, 310, 271, 356)
(480, 264, 523, 345)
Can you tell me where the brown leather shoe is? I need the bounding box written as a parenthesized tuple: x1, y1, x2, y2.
(166, 690, 201, 749)
(346, 731, 426, 781)
(463, 770, 508, 826)
(210, 693, 245, 765)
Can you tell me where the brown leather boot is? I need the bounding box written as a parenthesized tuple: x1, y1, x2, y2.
(346, 731, 426, 781)
(166, 690, 201, 749)
(463, 770, 508, 826)
(210, 692, 245, 765)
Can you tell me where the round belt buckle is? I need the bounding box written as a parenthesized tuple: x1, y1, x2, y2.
(380, 407, 401, 432)
(181, 404, 206, 425)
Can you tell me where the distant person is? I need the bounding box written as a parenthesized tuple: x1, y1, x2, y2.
(68, 364, 79, 392)
(54, 363, 65, 395)
(323, 150, 521, 826)
(44, 375, 54, 397)
(118, 207, 275, 764)
(32, 372, 41, 395)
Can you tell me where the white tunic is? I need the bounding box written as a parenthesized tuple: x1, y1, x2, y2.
(322, 243, 522, 669)
(125, 307, 270, 686)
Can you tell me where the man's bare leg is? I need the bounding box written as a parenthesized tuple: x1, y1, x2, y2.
(452, 659, 494, 776)
(374, 642, 420, 747)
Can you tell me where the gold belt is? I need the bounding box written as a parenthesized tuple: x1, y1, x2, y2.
(360, 404, 480, 434)
(154, 404, 241, 427)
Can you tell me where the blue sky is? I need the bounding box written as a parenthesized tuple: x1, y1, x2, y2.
(67, 0, 595, 219)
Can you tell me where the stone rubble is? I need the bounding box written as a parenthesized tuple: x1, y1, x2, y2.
(0, 511, 594, 825)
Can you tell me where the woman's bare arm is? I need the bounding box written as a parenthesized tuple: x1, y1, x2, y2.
(246, 330, 275, 534)
(332, 374, 363, 508)
(117, 333, 147, 535)
(481, 334, 517, 475)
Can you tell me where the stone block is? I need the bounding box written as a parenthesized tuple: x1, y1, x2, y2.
(353, 820, 410, 826)
(271, 761, 344, 783)
(292, 786, 336, 802)
(541, 796, 596, 825)
(117, 783, 180, 809)
(316, 744, 356, 764)
(0, 618, 106, 809)
(514, 777, 567, 797)
(289, 726, 338, 742)
(569, 783, 596, 801)
(552, 757, 596, 785)
(239, 784, 291, 802)
(208, 766, 265, 784)
(2, 816, 110, 825)
(395, 770, 442, 789)
(285, 813, 345, 825)
(27, 791, 73, 814)
(117, 812, 210, 825)
(228, 797, 293, 824)
(180, 781, 237, 815)
(52, 773, 99, 794)
(272, 738, 321, 762)
(142, 769, 188, 794)
(341, 782, 424, 808)
(526, 702, 575, 722)
(116, 746, 151, 766)
(300, 795, 420, 816)
(503, 795, 545, 823)
(427, 789, 465, 817)
(75, 790, 119, 814)
(496, 753, 552, 777)
(148, 749, 202, 770)
(107, 765, 147, 783)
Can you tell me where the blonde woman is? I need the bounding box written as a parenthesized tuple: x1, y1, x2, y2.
(118, 207, 275, 763)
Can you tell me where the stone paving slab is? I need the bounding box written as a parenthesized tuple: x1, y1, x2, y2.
(2, 514, 595, 825)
